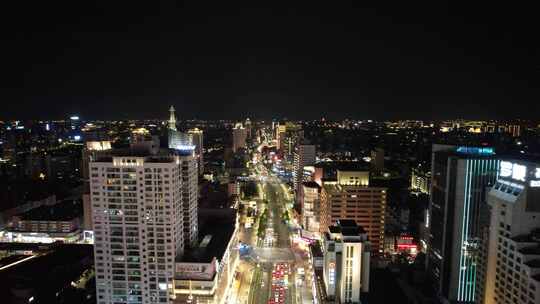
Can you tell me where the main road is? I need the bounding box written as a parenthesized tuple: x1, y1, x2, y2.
(245, 163, 298, 304)
(232, 160, 316, 304)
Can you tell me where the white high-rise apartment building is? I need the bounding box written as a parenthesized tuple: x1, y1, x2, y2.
(322, 219, 370, 303)
(90, 149, 184, 304)
(187, 128, 204, 175)
(166, 107, 199, 248)
(483, 159, 540, 304)
(178, 152, 198, 248)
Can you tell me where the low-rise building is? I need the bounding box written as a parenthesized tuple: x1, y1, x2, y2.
(5, 199, 82, 243)
(0, 181, 56, 230)
(9, 199, 82, 234)
(173, 212, 239, 304)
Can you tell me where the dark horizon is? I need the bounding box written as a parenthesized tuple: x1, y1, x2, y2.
(3, 2, 539, 120)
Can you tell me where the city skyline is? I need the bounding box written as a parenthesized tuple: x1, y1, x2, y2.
(1, 104, 540, 304)
(2, 2, 540, 304)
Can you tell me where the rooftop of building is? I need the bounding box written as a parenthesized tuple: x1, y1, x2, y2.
(338, 219, 366, 235)
(0, 242, 58, 252)
(432, 144, 498, 157)
(177, 210, 236, 263)
(512, 229, 540, 243)
(512, 232, 540, 243)
(328, 225, 341, 234)
(496, 153, 540, 165)
(302, 181, 321, 189)
(310, 241, 323, 257)
(525, 259, 540, 268)
(14, 199, 82, 222)
(519, 245, 540, 255)
(411, 166, 431, 175)
(328, 219, 366, 236)
(315, 161, 370, 172)
(322, 182, 386, 193)
(0, 179, 56, 211)
(338, 219, 358, 226)
(93, 148, 178, 163)
(199, 182, 230, 209)
(435, 149, 497, 160)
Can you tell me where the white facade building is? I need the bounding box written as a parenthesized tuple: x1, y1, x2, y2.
(173, 212, 239, 304)
(165, 107, 199, 248)
(187, 128, 204, 175)
(178, 152, 199, 248)
(483, 159, 540, 304)
(322, 219, 370, 304)
(301, 181, 321, 233)
(91, 149, 185, 304)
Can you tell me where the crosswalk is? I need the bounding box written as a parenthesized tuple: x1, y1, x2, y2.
(262, 228, 277, 247)
(250, 247, 296, 263)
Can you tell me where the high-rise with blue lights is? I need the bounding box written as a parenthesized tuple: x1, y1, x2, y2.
(427, 144, 499, 303)
(177, 151, 198, 248)
(187, 128, 204, 175)
(166, 106, 199, 248)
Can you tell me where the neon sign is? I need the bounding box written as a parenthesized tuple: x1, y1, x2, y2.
(456, 146, 495, 155)
(499, 161, 540, 187)
(499, 161, 526, 182)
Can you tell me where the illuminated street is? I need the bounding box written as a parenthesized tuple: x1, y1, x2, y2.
(227, 160, 317, 304)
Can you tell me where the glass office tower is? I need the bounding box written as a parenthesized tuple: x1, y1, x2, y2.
(427, 145, 499, 303)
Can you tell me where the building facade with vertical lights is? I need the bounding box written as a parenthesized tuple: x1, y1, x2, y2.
(178, 151, 198, 248)
(187, 128, 204, 175)
(426, 144, 499, 303)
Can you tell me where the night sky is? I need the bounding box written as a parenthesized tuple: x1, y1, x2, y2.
(3, 2, 539, 120)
